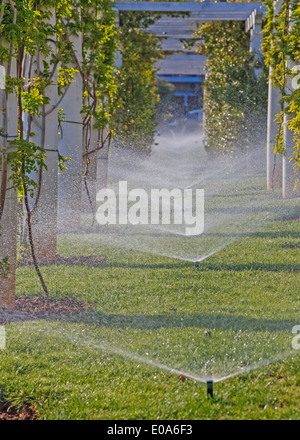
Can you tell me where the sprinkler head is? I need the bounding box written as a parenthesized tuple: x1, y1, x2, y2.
(178, 374, 187, 381)
(195, 261, 199, 269)
(206, 380, 213, 398)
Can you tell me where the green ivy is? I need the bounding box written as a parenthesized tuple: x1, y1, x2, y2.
(262, 0, 300, 187)
(196, 18, 268, 156)
(115, 11, 163, 152)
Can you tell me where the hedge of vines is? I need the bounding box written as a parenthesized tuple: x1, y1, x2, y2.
(115, 10, 162, 152)
(196, 18, 268, 156)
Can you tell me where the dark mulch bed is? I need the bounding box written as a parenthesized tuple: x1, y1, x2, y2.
(0, 296, 93, 324)
(0, 402, 37, 420)
(16, 295, 90, 315)
(18, 255, 107, 268)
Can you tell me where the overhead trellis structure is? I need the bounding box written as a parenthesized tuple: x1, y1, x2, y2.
(114, 1, 267, 101)
(115, 1, 266, 50)
(115, 1, 265, 19)
(114, 1, 266, 33)
(114, 2, 266, 90)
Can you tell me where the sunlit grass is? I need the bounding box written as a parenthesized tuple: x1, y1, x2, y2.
(0, 219, 298, 419)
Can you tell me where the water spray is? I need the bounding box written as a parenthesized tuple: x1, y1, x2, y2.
(206, 380, 213, 398)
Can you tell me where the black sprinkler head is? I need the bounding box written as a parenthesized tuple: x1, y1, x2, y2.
(207, 380, 213, 398)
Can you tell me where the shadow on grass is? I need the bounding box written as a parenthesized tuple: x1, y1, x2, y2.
(202, 231, 300, 239)
(70, 229, 300, 240)
(196, 263, 300, 273)
(96, 261, 300, 271)
(28, 259, 299, 272)
(67, 311, 298, 334)
(102, 262, 192, 270)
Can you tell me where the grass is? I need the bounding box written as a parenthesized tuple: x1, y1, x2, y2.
(0, 218, 299, 419)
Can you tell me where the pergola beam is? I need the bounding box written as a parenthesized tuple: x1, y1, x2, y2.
(115, 1, 266, 21)
(116, 2, 266, 51)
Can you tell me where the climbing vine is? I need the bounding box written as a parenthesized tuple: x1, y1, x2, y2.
(115, 10, 163, 152)
(196, 18, 268, 156)
(262, 0, 300, 186)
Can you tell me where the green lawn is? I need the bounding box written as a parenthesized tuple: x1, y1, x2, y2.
(0, 219, 299, 419)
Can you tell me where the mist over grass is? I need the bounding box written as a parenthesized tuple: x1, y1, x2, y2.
(2, 128, 299, 419)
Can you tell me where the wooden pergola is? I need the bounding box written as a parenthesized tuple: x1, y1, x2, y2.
(115, 1, 265, 46)
(114, 1, 266, 105)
